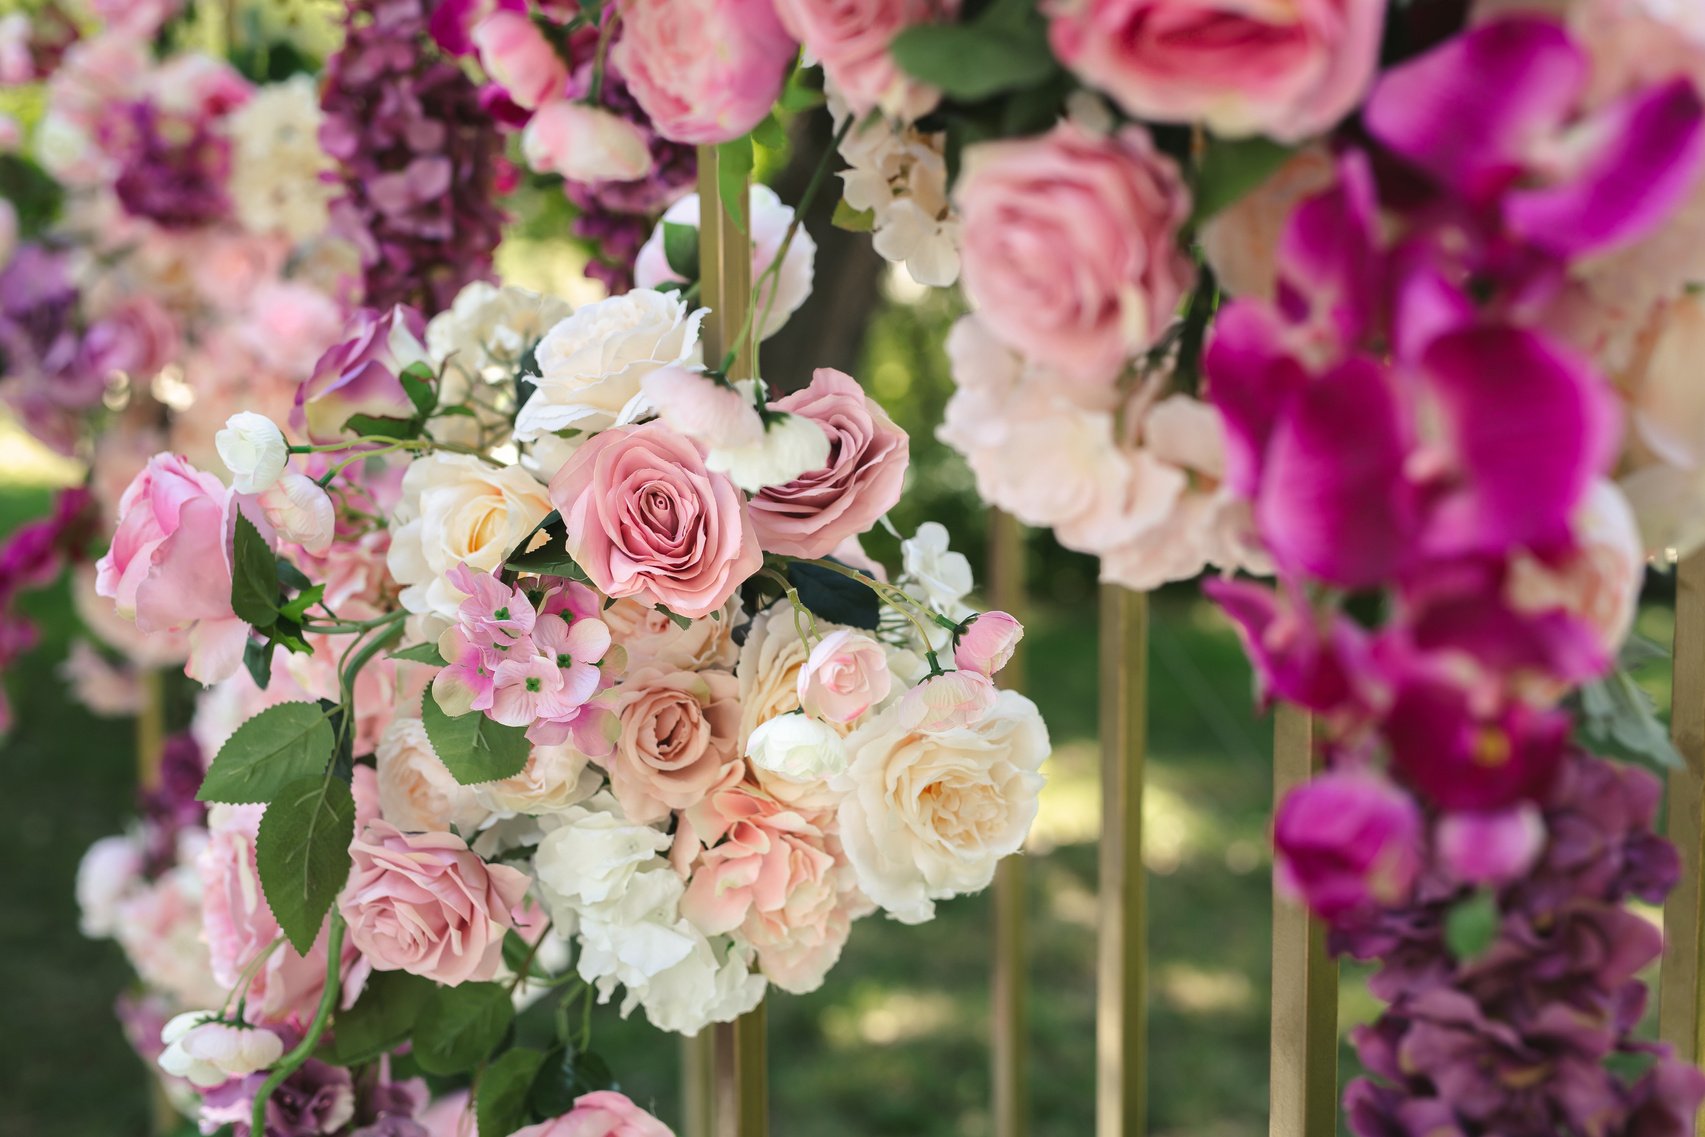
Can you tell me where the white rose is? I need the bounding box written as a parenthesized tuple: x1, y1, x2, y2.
(747, 713, 848, 781)
(159, 1015, 285, 1088)
(514, 290, 705, 441)
(572, 866, 699, 1006)
(375, 718, 491, 835)
(633, 934, 767, 1037)
(215, 412, 289, 494)
(706, 410, 832, 493)
(901, 521, 974, 615)
(386, 453, 554, 634)
(533, 793, 673, 911)
(1507, 478, 1645, 656)
(428, 282, 574, 384)
(475, 742, 602, 818)
(835, 689, 1049, 924)
(77, 834, 144, 938)
(258, 474, 335, 555)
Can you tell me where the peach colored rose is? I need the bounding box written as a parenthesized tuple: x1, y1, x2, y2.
(602, 596, 738, 671)
(512, 1091, 672, 1137)
(474, 740, 603, 818)
(1048, 0, 1386, 143)
(956, 122, 1194, 384)
(798, 629, 891, 724)
(748, 369, 909, 559)
(340, 820, 531, 986)
(523, 102, 654, 183)
(604, 665, 744, 823)
(550, 422, 761, 619)
(376, 717, 491, 834)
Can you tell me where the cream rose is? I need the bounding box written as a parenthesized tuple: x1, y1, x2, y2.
(386, 453, 554, 634)
(603, 596, 739, 672)
(375, 717, 491, 835)
(514, 290, 706, 441)
(475, 741, 604, 818)
(835, 689, 1049, 923)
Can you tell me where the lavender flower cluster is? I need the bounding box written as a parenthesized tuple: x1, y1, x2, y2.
(318, 0, 507, 314)
(1338, 750, 1705, 1136)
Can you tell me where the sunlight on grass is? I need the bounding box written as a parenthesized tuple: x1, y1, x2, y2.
(1160, 962, 1255, 1014)
(0, 413, 82, 489)
(823, 988, 961, 1047)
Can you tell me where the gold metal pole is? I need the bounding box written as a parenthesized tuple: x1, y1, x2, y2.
(696, 142, 767, 1137)
(137, 668, 165, 791)
(989, 510, 1029, 1137)
(1661, 550, 1705, 1069)
(1097, 584, 1146, 1137)
(1268, 706, 1338, 1137)
(681, 1033, 713, 1137)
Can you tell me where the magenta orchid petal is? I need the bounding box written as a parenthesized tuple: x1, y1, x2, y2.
(1506, 78, 1705, 258)
(1204, 577, 1372, 716)
(1364, 16, 1586, 200)
(1203, 300, 1311, 498)
(1257, 356, 1416, 588)
(1385, 676, 1568, 811)
(1275, 152, 1385, 348)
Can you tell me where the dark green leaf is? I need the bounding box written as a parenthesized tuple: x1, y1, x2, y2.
(751, 112, 788, 152)
(715, 137, 756, 235)
(278, 583, 326, 624)
(271, 616, 313, 655)
(778, 71, 825, 112)
(422, 688, 533, 785)
(1577, 668, 1684, 771)
(400, 363, 437, 419)
(244, 638, 273, 690)
(277, 558, 313, 592)
(1192, 136, 1296, 224)
(342, 414, 418, 440)
(1444, 890, 1501, 963)
(831, 199, 876, 233)
(199, 702, 335, 804)
(255, 774, 355, 955)
(477, 1047, 546, 1137)
(528, 1046, 580, 1118)
(787, 560, 881, 630)
(391, 642, 449, 667)
(232, 511, 280, 629)
(329, 970, 435, 1066)
(662, 221, 700, 281)
(501, 929, 551, 980)
(413, 982, 514, 1076)
(890, 22, 1059, 102)
(656, 605, 692, 631)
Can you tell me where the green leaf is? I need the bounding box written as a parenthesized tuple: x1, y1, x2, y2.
(422, 688, 533, 785)
(831, 199, 876, 233)
(342, 413, 418, 440)
(527, 1044, 614, 1115)
(391, 642, 448, 667)
(199, 702, 336, 804)
(1192, 136, 1296, 224)
(715, 137, 756, 235)
(501, 929, 552, 980)
(655, 604, 692, 631)
(255, 774, 356, 955)
(329, 970, 435, 1066)
(504, 512, 591, 582)
(412, 982, 514, 1076)
(478, 1047, 546, 1137)
(751, 112, 788, 152)
(662, 221, 701, 281)
(778, 69, 826, 112)
(787, 560, 881, 630)
(400, 362, 437, 419)
(277, 557, 313, 593)
(890, 21, 1059, 102)
(278, 583, 326, 624)
(231, 511, 280, 629)
(1444, 890, 1501, 963)
(1577, 668, 1684, 771)
(244, 638, 274, 690)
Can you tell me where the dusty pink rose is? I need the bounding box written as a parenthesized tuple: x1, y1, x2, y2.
(680, 784, 852, 994)
(773, 0, 957, 118)
(513, 1091, 673, 1137)
(612, 0, 798, 145)
(954, 610, 1023, 677)
(956, 122, 1194, 383)
(550, 421, 761, 619)
(523, 101, 654, 183)
(897, 669, 998, 731)
(1436, 803, 1547, 886)
(1273, 770, 1423, 921)
(605, 665, 743, 823)
(748, 369, 909, 558)
(798, 629, 891, 724)
(473, 10, 566, 110)
(339, 820, 531, 986)
(93, 453, 251, 684)
(1048, 0, 1386, 142)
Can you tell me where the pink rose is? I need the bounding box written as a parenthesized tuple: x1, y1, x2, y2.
(1436, 804, 1546, 886)
(772, 0, 958, 119)
(1047, 0, 1385, 143)
(522, 101, 655, 183)
(93, 453, 251, 684)
(798, 629, 891, 723)
(550, 421, 762, 619)
(953, 610, 1023, 678)
(80, 296, 180, 382)
(1273, 770, 1423, 922)
(679, 784, 852, 994)
(612, 0, 797, 145)
(748, 369, 909, 558)
(340, 820, 531, 986)
(896, 669, 998, 731)
(294, 305, 429, 443)
(472, 10, 567, 110)
(604, 664, 743, 823)
(513, 1091, 673, 1137)
(956, 122, 1194, 383)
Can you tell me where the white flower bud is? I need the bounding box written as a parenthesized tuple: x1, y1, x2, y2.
(159, 1013, 284, 1088)
(215, 412, 289, 494)
(258, 473, 335, 555)
(706, 411, 830, 493)
(746, 713, 848, 783)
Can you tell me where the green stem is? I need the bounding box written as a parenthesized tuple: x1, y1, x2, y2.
(250, 916, 345, 1136)
(800, 557, 941, 649)
(587, 1, 621, 104)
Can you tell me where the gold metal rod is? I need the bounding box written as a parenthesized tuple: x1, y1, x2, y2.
(1097, 584, 1147, 1137)
(681, 1034, 713, 1137)
(989, 509, 1029, 1137)
(1661, 551, 1705, 1071)
(137, 668, 166, 791)
(696, 142, 766, 1137)
(1268, 706, 1338, 1137)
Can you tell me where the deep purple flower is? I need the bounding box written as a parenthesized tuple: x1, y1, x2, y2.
(140, 732, 207, 874)
(200, 1057, 356, 1137)
(0, 246, 104, 454)
(110, 101, 233, 230)
(293, 304, 428, 442)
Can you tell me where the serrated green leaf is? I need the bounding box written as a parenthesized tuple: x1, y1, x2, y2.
(400, 365, 437, 419)
(342, 413, 418, 440)
(890, 21, 1059, 102)
(478, 1047, 546, 1137)
(329, 970, 435, 1066)
(422, 688, 533, 785)
(232, 511, 280, 629)
(1444, 890, 1501, 963)
(715, 137, 756, 235)
(831, 199, 876, 232)
(255, 774, 355, 955)
(655, 604, 692, 631)
(663, 221, 700, 281)
(391, 642, 448, 666)
(277, 558, 313, 592)
(278, 583, 326, 624)
(1192, 136, 1296, 224)
(199, 702, 335, 804)
(413, 982, 514, 1076)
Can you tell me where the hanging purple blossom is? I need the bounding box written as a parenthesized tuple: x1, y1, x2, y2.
(109, 101, 232, 230)
(319, 0, 507, 315)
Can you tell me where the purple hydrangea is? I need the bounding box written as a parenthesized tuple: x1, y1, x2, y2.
(140, 732, 207, 875)
(200, 1056, 356, 1137)
(109, 101, 232, 230)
